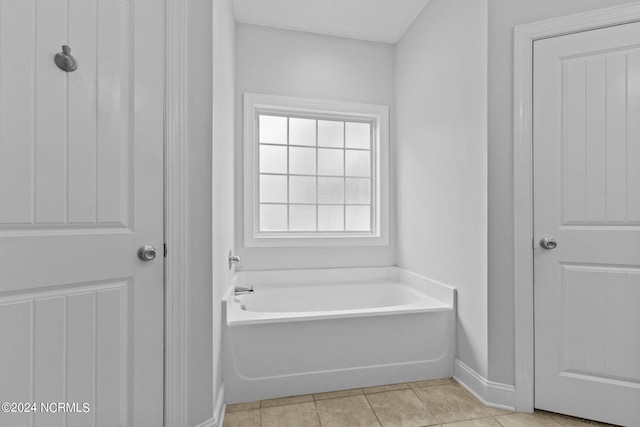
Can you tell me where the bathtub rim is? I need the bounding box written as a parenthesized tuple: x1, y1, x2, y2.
(223, 266, 456, 326)
(230, 266, 455, 301)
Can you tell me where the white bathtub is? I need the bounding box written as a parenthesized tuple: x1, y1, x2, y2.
(222, 267, 456, 404)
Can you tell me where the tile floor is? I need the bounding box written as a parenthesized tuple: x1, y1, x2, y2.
(222, 378, 613, 427)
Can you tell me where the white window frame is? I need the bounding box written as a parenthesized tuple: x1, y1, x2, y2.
(243, 93, 390, 248)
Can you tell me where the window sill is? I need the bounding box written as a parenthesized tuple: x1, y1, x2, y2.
(244, 233, 389, 248)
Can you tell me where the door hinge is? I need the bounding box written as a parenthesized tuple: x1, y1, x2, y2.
(164, 243, 167, 257)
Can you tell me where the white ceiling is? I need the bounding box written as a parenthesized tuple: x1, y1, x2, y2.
(231, 0, 430, 44)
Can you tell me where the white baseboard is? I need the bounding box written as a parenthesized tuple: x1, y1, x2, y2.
(195, 384, 226, 427)
(454, 359, 515, 411)
(194, 416, 215, 427)
(213, 384, 226, 427)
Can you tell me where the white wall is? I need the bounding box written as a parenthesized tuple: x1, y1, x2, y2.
(225, 0, 640, 397)
(184, 0, 214, 424)
(395, 0, 488, 378)
(486, 0, 638, 386)
(212, 0, 236, 419)
(235, 23, 396, 270)
(182, 0, 235, 425)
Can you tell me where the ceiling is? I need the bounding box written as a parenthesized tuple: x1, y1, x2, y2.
(231, 0, 430, 44)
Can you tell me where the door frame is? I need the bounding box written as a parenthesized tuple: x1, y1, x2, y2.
(513, 1, 640, 413)
(165, 0, 189, 424)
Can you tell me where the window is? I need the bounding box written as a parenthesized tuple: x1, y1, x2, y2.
(243, 93, 389, 247)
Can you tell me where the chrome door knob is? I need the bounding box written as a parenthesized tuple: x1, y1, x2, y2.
(539, 237, 557, 250)
(138, 245, 157, 261)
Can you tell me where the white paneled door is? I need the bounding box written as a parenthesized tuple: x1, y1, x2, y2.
(0, 0, 164, 425)
(534, 22, 640, 426)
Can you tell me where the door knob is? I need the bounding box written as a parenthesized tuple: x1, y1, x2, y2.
(138, 245, 157, 261)
(539, 237, 557, 250)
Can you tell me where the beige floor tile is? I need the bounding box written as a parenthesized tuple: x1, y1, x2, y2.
(315, 394, 381, 427)
(261, 402, 320, 427)
(226, 400, 260, 413)
(482, 406, 514, 416)
(366, 389, 438, 427)
(413, 384, 490, 424)
(314, 388, 363, 401)
(222, 409, 260, 427)
(545, 412, 612, 426)
(442, 418, 502, 427)
(408, 379, 454, 389)
(363, 383, 410, 394)
(261, 394, 314, 408)
(495, 411, 561, 427)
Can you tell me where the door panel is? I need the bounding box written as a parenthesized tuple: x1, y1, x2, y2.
(0, 0, 131, 228)
(561, 266, 640, 381)
(0, 283, 128, 426)
(0, 0, 164, 425)
(534, 22, 640, 426)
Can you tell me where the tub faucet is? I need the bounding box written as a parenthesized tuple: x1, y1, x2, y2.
(234, 285, 254, 296)
(228, 250, 241, 270)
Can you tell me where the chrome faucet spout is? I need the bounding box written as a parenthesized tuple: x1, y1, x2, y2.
(234, 285, 254, 296)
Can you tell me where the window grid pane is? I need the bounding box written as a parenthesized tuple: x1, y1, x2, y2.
(315, 121, 319, 231)
(258, 113, 373, 233)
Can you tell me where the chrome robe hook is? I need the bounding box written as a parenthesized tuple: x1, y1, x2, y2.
(54, 45, 77, 72)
